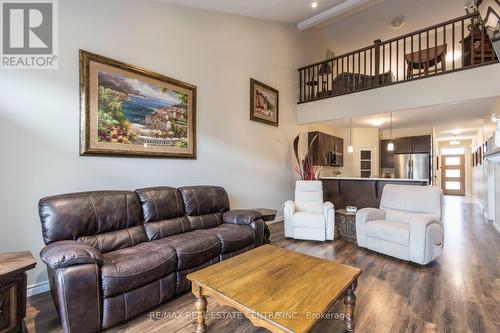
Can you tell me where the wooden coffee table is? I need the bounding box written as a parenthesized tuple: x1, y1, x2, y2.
(187, 245, 361, 333)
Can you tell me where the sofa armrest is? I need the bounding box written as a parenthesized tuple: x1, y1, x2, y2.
(222, 210, 263, 225)
(322, 202, 335, 240)
(40, 240, 103, 269)
(355, 208, 386, 247)
(408, 215, 444, 264)
(283, 201, 295, 238)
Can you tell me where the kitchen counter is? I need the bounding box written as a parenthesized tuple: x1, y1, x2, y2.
(321, 177, 429, 209)
(320, 177, 429, 182)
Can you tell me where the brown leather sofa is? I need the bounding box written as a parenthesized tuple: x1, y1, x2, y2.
(38, 186, 266, 333)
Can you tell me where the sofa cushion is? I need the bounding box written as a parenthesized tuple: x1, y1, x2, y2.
(77, 225, 147, 253)
(292, 212, 325, 229)
(154, 230, 220, 270)
(135, 187, 191, 240)
(365, 220, 410, 246)
(101, 242, 177, 297)
(39, 191, 144, 249)
(200, 223, 255, 254)
(187, 213, 223, 230)
(178, 186, 229, 216)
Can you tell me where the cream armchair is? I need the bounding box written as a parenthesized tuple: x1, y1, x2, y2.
(284, 181, 335, 241)
(356, 184, 444, 265)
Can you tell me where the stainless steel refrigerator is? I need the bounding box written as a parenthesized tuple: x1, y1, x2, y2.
(395, 153, 430, 181)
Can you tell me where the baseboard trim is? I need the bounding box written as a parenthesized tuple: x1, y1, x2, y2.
(28, 281, 50, 297)
(265, 216, 283, 225)
(493, 222, 500, 234)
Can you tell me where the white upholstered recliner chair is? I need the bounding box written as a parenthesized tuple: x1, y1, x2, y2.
(356, 184, 444, 265)
(284, 181, 335, 241)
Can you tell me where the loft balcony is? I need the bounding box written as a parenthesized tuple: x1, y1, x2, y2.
(298, 12, 498, 104)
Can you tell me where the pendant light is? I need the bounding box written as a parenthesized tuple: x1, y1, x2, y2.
(387, 112, 394, 151)
(348, 118, 354, 153)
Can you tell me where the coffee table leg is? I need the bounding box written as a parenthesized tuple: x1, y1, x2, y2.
(193, 284, 207, 333)
(343, 279, 357, 332)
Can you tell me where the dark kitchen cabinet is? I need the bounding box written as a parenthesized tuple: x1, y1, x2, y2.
(395, 135, 431, 154)
(308, 132, 343, 166)
(333, 136, 344, 166)
(380, 139, 395, 168)
(395, 137, 412, 154)
(411, 135, 431, 153)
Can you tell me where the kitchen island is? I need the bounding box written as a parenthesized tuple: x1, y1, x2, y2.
(321, 177, 429, 210)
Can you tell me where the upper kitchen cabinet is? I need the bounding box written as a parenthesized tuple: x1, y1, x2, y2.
(411, 135, 432, 153)
(395, 135, 431, 154)
(308, 132, 343, 167)
(395, 137, 413, 154)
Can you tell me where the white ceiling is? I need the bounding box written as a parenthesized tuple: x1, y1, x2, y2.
(320, 0, 465, 54)
(155, 0, 347, 24)
(319, 97, 497, 140)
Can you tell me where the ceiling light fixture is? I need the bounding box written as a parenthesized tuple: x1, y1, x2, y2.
(390, 16, 406, 30)
(348, 118, 354, 153)
(369, 118, 385, 126)
(450, 140, 460, 145)
(387, 112, 394, 151)
(311, 2, 318, 9)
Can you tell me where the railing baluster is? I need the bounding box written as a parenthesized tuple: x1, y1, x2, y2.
(418, 32, 422, 77)
(374, 39, 381, 86)
(461, 19, 465, 68)
(434, 27, 438, 75)
(382, 43, 386, 79)
(452, 22, 456, 69)
(411, 35, 414, 79)
(352, 54, 355, 92)
(357, 52, 361, 90)
(299, 70, 302, 103)
(426, 30, 429, 76)
(443, 24, 447, 72)
(396, 40, 399, 81)
(470, 16, 474, 66)
(480, 15, 484, 63)
(364, 50, 367, 87)
(389, 42, 392, 84)
(403, 37, 406, 80)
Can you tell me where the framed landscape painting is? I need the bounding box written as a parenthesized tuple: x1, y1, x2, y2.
(250, 78, 279, 127)
(80, 50, 197, 158)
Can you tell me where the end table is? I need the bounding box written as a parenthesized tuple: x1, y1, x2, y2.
(335, 209, 357, 243)
(0, 251, 36, 333)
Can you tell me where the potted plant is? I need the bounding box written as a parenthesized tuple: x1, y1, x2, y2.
(293, 133, 321, 180)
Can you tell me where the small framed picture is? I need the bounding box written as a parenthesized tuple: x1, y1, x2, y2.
(250, 78, 279, 127)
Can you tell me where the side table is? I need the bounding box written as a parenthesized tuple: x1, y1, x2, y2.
(0, 252, 36, 333)
(335, 209, 357, 243)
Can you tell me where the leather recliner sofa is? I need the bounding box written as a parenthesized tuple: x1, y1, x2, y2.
(38, 186, 266, 333)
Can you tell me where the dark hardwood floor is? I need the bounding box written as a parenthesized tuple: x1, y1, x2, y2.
(26, 196, 500, 332)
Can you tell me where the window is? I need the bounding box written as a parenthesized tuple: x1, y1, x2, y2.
(441, 147, 465, 155)
(445, 157, 461, 166)
(445, 181, 461, 190)
(445, 169, 461, 178)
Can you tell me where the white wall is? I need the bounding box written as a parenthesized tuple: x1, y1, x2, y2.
(471, 99, 500, 229)
(0, 0, 329, 290)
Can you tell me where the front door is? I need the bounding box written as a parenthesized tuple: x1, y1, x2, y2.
(441, 155, 465, 195)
